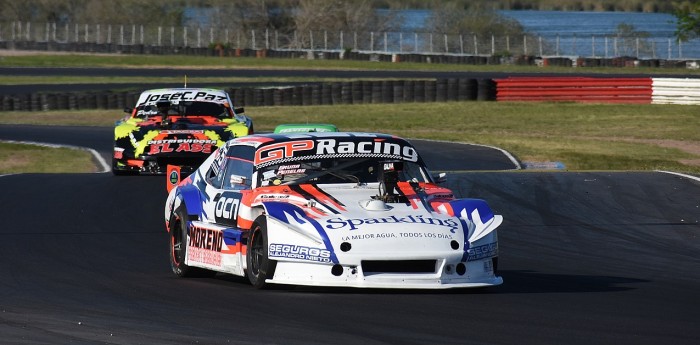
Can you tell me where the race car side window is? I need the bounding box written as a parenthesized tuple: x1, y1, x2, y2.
(223, 145, 255, 190)
(206, 147, 228, 189)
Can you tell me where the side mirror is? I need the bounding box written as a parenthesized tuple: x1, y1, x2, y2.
(433, 172, 447, 184)
(234, 107, 245, 114)
(123, 107, 132, 114)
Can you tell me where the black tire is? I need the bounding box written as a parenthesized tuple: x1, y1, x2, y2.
(112, 158, 137, 176)
(168, 204, 215, 278)
(246, 216, 277, 289)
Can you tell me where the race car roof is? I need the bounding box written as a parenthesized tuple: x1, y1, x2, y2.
(135, 88, 231, 106)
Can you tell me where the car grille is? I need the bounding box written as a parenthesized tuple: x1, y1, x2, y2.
(361, 260, 437, 274)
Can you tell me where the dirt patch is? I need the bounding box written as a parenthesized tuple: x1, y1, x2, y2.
(581, 136, 700, 166)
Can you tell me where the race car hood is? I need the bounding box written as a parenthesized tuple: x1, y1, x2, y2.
(258, 183, 502, 262)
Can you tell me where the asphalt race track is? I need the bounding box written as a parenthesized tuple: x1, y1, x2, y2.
(1, 122, 699, 345)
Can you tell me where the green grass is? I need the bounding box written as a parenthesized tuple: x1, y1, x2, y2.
(0, 142, 97, 174)
(2, 101, 699, 174)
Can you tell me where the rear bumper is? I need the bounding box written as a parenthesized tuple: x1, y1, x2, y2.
(113, 155, 202, 175)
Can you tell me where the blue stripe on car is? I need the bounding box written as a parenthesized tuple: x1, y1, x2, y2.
(262, 201, 339, 264)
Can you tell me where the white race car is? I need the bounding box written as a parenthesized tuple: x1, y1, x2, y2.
(164, 132, 503, 289)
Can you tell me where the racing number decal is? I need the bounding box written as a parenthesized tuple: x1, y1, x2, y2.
(214, 192, 242, 227)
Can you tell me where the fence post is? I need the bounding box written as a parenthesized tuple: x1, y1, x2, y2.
(445, 34, 449, 53)
(605, 36, 608, 58)
(252, 29, 256, 50)
(384, 32, 388, 52)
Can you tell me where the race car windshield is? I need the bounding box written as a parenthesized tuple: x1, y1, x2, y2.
(178, 101, 230, 117)
(256, 157, 430, 186)
(136, 101, 229, 118)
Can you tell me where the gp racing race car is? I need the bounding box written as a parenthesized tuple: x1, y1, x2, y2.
(164, 132, 503, 289)
(113, 88, 253, 175)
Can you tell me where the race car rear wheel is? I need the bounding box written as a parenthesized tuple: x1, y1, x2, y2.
(246, 216, 277, 289)
(169, 205, 215, 278)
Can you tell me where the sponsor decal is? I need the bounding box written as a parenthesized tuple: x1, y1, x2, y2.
(211, 147, 226, 176)
(467, 242, 498, 261)
(188, 247, 222, 266)
(315, 139, 417, 162)
(258, 194, 290, 199)
(214, 192, 242, 226)
(269, 243, 332, 263)
(255, 138, 418, 165)
(169, 169, 179, 185)
(142, 91, 227, 104)
(325, 215, 459, 233)
(188, 225, 223, 252)
(256, 140, 315, 165)
(340, 232, 453, 241)
(277, 164, 306, 175)
(147, 139, 217, 154)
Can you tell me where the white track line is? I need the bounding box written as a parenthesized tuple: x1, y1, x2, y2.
(409, 138, 523, 170)
(0, 139, 110, 174)
(655, 170, 700, 183)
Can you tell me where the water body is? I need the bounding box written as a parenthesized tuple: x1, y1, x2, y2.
(187, 8, 697, 59)
(393, 9, 692, 59)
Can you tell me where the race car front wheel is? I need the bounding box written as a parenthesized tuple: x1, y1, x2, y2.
(246, 216, 277, 289)
(169, 205, 215, 278)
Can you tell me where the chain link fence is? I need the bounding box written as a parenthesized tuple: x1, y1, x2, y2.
(1, 21, 698, 60)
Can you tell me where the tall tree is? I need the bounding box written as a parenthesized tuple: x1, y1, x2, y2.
(674, 0, 700, 41)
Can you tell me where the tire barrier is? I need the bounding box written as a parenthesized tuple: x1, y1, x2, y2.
(494, 77, 653, 104)
(5, 77, 699, 111)
(0, 78, 496, 111)
(652, 78, 700, 105)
